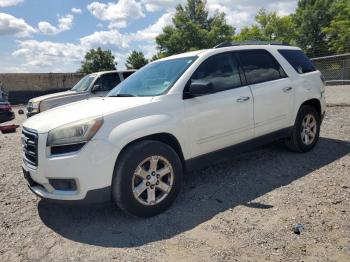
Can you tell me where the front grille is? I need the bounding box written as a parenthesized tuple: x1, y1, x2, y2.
(22, 128, 38, 167)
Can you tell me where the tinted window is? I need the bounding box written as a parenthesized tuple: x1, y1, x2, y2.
(96, 73, 121, 91)
(190, 53, 241, 93)
(238, 50, 286, 84)
(122, 71, 134, 79)
(278, 49, 316, 74)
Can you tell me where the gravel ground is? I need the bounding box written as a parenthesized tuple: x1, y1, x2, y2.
(325, 85, 350, 106)
(0, 104, 349, 262)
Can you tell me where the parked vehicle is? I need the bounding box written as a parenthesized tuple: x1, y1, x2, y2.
(0, 100, 15, 123)
(26, 70, 136, 117)
(22, 42, 326, 217)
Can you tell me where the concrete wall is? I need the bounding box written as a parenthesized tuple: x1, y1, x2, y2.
(0, 73, 85, 104)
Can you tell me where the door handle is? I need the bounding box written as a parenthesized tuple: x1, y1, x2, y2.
(236, 96, 250, 103)
(282, 86, 293, 92)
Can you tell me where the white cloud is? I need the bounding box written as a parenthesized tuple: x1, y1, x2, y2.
(87, 0, 145, 29)
(38, 14, 74, 35)
(0, 0, 23, 7)
(80, 30, 130, 49)
(12, 29, 131, 71)
(12, 40, 84, 72)
(0, 12, 36, 37)
(71, 8, 82, 14)
(142, 0, 181, 12)
(132, 11, 173, 42)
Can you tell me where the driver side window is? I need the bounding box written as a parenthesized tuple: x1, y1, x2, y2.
(190, 53, 242, 93)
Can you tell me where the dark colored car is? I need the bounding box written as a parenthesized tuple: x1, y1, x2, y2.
(0, 101, 15, 123)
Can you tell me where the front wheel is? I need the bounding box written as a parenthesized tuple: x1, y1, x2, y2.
(285, 105, 321, 152)
(112, 140, 183, 217)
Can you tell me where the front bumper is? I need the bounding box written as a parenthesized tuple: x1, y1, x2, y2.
(22, 134, 118, 203)
(23, 167, 111, 204)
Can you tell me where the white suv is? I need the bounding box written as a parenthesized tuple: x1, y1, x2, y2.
(22, 43, 326, 217)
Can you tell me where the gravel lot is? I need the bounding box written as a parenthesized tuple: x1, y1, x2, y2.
(0, 102, 349, 261)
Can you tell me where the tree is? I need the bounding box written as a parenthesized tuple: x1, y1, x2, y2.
(233, 25, 268, 42)
(323, 0, 350, 53)
(155, 0, 235, 57)
(234, 9, 296, 44)
(125, 51, 148, 69)
(80, 47, 117, 74)
(293, 0, 334, 57)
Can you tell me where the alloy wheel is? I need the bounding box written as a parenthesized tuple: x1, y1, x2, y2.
(132, 156, 174, 206)
(301, 114, 317, 145)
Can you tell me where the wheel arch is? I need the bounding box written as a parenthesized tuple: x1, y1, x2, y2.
(300, 98, 321, 117)
(115, 132, 186, 173)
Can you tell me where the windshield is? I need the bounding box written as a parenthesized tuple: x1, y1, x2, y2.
(108, 56, 197, 97)
(71, 74, 96, 92)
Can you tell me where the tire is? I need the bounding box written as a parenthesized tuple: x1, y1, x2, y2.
(112, 140, 183, 217)
(285, 105, 321, 152)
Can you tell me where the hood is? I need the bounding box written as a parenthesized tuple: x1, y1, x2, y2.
(23, 97, 153, 133)
(29, 90, 78, 103)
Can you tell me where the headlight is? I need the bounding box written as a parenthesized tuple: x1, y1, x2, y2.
(47, 116, 104, 147)
(27, 101, 40, 113)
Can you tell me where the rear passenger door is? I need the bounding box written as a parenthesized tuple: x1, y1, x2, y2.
(237, 50, 294, 137)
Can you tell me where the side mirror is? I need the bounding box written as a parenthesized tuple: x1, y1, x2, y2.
(91, 84, 101, 93)
(186, 81, 215, 98)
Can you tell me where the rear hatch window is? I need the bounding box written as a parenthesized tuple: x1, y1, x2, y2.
(278, 49, 316, 74)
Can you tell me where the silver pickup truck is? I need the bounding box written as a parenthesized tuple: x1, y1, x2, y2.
(26, 70, 135, 117)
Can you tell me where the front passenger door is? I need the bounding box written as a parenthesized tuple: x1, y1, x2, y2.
(184, 52, 254, 158)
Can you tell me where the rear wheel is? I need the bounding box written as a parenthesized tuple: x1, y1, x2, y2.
(285, 105, 320, 152)
(112, 140, 183, 217)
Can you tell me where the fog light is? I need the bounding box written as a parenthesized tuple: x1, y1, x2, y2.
(48, 179, 77, 191)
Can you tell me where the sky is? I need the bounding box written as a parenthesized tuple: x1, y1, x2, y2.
(0, 0, 297, 73)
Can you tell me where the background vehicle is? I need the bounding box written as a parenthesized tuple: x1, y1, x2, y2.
(26, 70, 135, 117)
(0, 100, 15, 123)
(22, 42, 325, 217)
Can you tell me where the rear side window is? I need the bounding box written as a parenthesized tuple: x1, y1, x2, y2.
(238, 50, 286, 85)
(190, 52, 242, 93)
(278, 49, 316, 74)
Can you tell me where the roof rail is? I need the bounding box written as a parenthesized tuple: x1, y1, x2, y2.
(214, 41, 290, 48)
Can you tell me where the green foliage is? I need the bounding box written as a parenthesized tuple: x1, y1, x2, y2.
(323, 0, 350, 53)
(150, 52, 167, 62)
(80, 47, 117, 74)
(233, 25, 268, 42)
(234, 9, 297, 44)
(294, 0, 334, 57)
(155, 0, 235, 57)
(125, 51, 149, 69)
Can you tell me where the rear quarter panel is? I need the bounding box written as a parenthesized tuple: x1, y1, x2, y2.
(270, 48, 325, 126)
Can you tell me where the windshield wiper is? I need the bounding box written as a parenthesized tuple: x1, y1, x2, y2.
(110, 94, 136, 97)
